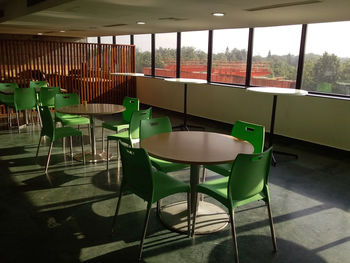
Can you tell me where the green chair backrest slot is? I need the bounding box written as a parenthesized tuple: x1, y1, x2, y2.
(119, 142, 154, 201)
(14, 87, 37, 111)
(140, 117, 172, 141)
(232, 120, 265, 154)
(122, 96, 140, 123)
(228, 148, 272, 204)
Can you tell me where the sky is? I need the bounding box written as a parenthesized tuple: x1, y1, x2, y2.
(89, 20, 350, 58)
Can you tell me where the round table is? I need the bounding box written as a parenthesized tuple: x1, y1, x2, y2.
(247, 87, 308, 165)
(141, 131, 254, 234)
(56, 103, 125, 162)
(164, 78, 207, 131)
(110, 72, 145, 96)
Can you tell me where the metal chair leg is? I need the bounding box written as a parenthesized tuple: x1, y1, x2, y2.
(267, 202, 277, 252)
(117, 140, 120, 176)
(229, 210, 239, 263)
(88, 124, 91, 144)
(16, 111, 20, 133)
(107, 139, 110, 172)
(138, 204, 152, 261)
(69, 136, 73, 157)
(35, 136, 42, 160)
(187, 192, 191, 237)
(37, 106, 42, 127)
(111, 185, 124, 232)
(81, 136, 86, 164)
(200, 167, 206, 201)
(45, 141, 54, 174)
(191, 191, 198, 237)
(102, 127, 104, 152)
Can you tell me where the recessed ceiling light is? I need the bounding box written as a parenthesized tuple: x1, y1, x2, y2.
(136, 21, 146, 25)
(59, 30, 66, 33)
(37, 32, 43, 35)
(212, 12, 225, 17)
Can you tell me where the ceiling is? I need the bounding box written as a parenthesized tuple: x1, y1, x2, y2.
(1, 0, 350, 37)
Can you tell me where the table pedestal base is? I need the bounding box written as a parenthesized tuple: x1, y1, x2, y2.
(159, 201, 228, 234)
(74, 151, 112, 163)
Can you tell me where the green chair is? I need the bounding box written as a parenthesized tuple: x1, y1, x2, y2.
(112, 141, 191, 260)
(30, 80, 48, 89)
(101, 96, 139, 151)
(192, 148, 277, 263)
(140, 117, 189, 173)
(55, 93, 90, 127)
(106, 108, 152, 172)
(203, 120, 265, 179)
(14, 87, 38, 133)
(39, 87, 61, 108)
(35, 106, 85, 174)
(0, 83, 18, 127)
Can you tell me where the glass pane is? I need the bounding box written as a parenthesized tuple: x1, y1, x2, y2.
(100, 36, 113, 44)
(181, 30, 208, 80)
(212, 28, 249, 85)
(155, 32, 177, 78)
(303, 21, 350, 96)
(87, 37, 98, 43)
(252, 25, 302, 88)
(135, 34, 151, 74)
(116, 35, 130, 45)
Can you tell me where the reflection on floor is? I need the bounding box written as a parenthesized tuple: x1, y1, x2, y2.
(0, 107, 349, 263)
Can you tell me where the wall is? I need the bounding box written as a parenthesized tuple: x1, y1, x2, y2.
(137, 77, 350, 151)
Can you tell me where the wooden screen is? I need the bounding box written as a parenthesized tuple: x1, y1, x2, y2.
(0, 39, 136, 114)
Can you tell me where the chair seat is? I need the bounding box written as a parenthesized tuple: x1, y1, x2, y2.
(53, 126, 82, 140)
(102, 120, 129, 132)
(153, 171, 190, 202)
(197, 176, 267, 209)
(57, 113, 90, 126)
(205, 162, 233, 177)
(149, 156, 189, 173)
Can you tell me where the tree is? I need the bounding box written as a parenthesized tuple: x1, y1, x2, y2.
(313, 52, 340, 84)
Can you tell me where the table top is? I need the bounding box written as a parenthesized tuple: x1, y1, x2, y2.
(56, 103, 125, 116)
(110, 72, 145, 77)
(141, 131, 254, 165)
(164, 78, 207, 84)
(0, 87, 67, 95)
(247, 87, 308, 96)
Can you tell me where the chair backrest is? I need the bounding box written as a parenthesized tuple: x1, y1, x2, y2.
(119, 141, 154, 201)
(39, 87, 61, 107)
(30, 81, 48, 88)
(14, 87, 37, 111)
(129, 108, 152, 144)
(55, 93, 80, 109)
(140, 117, 172, 141)
(231, 120, 265, 154)
(122, 96, 140, 123)
(0, 83, 18, 104)
(39, 106, 54, 139)
(228, 148, 272, 205)
(0, 83, 19, 90)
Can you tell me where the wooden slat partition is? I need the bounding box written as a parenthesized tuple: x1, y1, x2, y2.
(0, 39, 136, 115)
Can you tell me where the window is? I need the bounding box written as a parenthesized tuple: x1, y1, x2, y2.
(87, 37, 98, 43)
(134, 34, 151, 74)
(303, 21, 350, 96)
(252, 25, 302, 88)
(100, 36, 113, 44)
(155, 32, 177, 78)
(116, 35, 130, 45)
(212, 28, 249, 85)
(181, 30, 208, 80)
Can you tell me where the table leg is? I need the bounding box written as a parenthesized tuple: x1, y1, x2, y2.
(159, 164, 228, 234)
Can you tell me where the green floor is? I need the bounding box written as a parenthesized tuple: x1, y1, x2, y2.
(0, 108, 349, 263)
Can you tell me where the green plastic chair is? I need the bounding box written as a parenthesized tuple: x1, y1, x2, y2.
(0, 83, 18, 127)
(112, 141, 191, 260)
(140, 117, 189, 173)
(106, 108, 152, 172)
(35, 106, 85, 174)
(55, 93, 90, 126)
(30, 80, 48, 89)
(203, 120, 265, 179)
(14, 87, 38, 133)
(101, 96, 139, 151)
(192, 148, 277, 263)
(39, 87, 61, 108)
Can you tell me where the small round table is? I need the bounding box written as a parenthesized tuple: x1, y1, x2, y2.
(56, 103, 125, 162)
(247, 87, 308, 165)
(141, 131, 254, 234)
(110, 73, 145, 96)
(164, 78, 207, 131)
